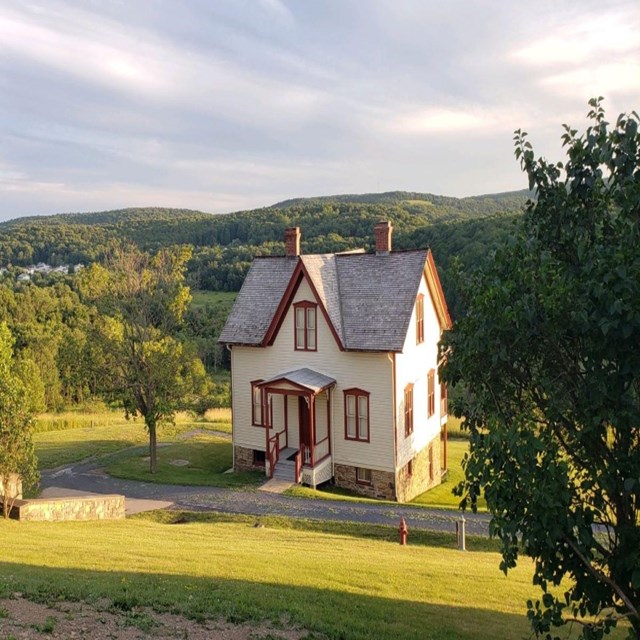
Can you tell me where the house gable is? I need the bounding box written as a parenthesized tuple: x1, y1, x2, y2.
(262, 260, 345, 351)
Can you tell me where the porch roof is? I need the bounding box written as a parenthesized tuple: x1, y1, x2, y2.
(261, 367, 335, 394)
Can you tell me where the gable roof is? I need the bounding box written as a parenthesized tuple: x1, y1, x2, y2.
(219, 249, 450, 352)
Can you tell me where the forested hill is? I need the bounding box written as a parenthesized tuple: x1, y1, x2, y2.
(272, 189, 531, 215)
(0, 190, 530, 313)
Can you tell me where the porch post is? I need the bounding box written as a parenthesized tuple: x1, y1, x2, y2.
(327, 388, 332, 455)
(309, 393, 316, 466)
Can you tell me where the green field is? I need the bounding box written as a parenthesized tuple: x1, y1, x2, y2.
(33, 409, 232, 470)
(104, 434, 261, 488)
(0, 512, 551, 640)
(190, 289, 236, 309)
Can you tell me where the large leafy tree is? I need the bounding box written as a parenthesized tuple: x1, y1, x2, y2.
(441, 100, 640, 638)
(89, 246, 206, 473)
(0, 322, 39, 519)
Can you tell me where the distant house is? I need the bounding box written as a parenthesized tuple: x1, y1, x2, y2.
(219, 222, 452, 501)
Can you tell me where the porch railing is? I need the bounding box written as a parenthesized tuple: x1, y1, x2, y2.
(301, 436, 330, 468)
(314, 436, 330, 463)
(267, 429, 287, 478)
(294, 450, 302, 483)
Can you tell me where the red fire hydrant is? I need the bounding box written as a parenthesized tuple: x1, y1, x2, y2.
(399, 517, 408, 546)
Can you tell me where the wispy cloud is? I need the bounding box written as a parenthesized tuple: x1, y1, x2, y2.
(0, 0, 638, 220)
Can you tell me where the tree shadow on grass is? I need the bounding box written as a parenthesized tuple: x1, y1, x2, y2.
(0, 561, 536, 640)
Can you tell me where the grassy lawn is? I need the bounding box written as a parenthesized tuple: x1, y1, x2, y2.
(33, 409, 232, 470)
(190, 290, 236, 310)
(0, 512, 575, 640)
(285, 439, 487, 512)
(104, 435, 262, 488)
(410, 440, 487, 511)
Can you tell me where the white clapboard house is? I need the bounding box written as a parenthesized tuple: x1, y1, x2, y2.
(219, 222, 451, 501)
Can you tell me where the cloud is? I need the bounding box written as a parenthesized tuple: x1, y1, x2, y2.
(0, 0, 638, 219)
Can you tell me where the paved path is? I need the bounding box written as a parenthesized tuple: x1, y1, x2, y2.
(41, 459, 491, 536)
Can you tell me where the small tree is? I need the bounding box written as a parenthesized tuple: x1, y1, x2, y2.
(441, 100, 640, 638)
(0, 323, 39, 519)
(93, 246, 206, 473)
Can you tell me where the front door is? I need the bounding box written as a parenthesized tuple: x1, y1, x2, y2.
(298, 396, 311, 463)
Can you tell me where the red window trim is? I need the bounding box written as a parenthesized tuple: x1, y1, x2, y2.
(343, 388, 370, 442)
(293, 300, 318, 352)
(251, 380, 263, 426)
(355, 467, 372, 486)
(250, 381, 273, 427)
(404, 383, 414, 437)
(416, 294, 425, 344)
(427, 369, 435, 418)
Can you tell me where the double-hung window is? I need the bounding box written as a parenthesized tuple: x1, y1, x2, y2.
(416, 294, 424, 344)
(294, 301, 317, 351)
(427, 370, 435, 417)
(404, 384, 414, 437)
(251, 381, 264, 426)
(344, 388, 370, 442)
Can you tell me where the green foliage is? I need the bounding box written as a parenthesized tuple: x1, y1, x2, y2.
(92, 246, 208, 473)
(441, 100, 640, 638)
(0, 192, 529, 319)
(0, 323, 39, 518)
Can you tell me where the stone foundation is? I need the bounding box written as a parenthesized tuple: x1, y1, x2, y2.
(234, 444, 266, 473)
(3, 494, 125, 522)
(0, 474, 23, 501)
(334, 463, 396, 500)
(395, 434, 442, 503)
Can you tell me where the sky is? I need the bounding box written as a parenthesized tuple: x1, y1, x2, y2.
(0, 1, 638, 220)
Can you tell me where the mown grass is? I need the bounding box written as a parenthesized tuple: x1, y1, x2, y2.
(33, 410, 232, 470)
(104, 435, 261, 488)
(286, 440, 487, 512)
(410, 440, 487, 511)
(190, 290, 236, 309)
(0, 512, 566, 640)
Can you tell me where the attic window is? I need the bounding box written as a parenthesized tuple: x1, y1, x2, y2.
(416, 294, 424, 344)
(294, 301, 317, 351)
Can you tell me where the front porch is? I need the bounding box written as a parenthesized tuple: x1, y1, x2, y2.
(258, 368, 335, 488)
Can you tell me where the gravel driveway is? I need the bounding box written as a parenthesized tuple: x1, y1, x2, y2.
(40, 458, 491, 536)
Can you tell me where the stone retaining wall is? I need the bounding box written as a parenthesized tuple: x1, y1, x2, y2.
(2, 494, 125, 522)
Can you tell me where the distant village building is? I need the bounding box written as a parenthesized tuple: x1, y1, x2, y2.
(220, 222, 452, 502)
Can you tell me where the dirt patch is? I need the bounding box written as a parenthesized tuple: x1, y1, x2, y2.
(169, 459, 190, 467)
(0, 596, 311, 639)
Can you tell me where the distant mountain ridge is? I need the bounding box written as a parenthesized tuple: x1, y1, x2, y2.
(272, 188, 531, 210)
(0, 189, 530, 228)
(0, 188, 530, 316)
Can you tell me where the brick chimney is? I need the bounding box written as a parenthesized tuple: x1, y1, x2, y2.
(374, 221, 392, 255)
(285, 227, 301, 257)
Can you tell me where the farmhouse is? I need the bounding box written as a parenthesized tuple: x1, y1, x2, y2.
(219, 222, 451, 501)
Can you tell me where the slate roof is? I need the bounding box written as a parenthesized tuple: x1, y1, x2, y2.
(218, 249, 431, 352)
(261, 368, 336, 394)
(218, 257, 296, 346)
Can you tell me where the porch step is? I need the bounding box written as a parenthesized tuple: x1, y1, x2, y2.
(279, 447, 298, 461)
(272, 448, 299, 482)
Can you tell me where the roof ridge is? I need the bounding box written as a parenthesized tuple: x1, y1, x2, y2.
(333, 253, 347, 348)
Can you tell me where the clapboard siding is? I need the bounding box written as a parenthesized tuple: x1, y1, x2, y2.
(395, 271, 443, 468)
(231, 277, 395, 472)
